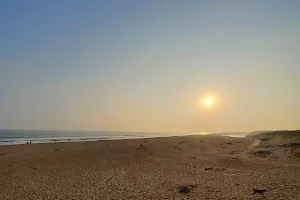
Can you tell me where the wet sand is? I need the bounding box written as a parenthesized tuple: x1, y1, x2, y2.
(0, 134, 299, 200)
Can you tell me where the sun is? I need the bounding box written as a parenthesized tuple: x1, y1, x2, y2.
(204, 98, 212, 105)
(201, 96, 216, 108)
(197, 95, 218, 110)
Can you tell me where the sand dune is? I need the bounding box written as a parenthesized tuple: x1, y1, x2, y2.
(0, 133, 299, 199)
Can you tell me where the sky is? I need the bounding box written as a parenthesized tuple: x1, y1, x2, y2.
(0, 0, 300, 133)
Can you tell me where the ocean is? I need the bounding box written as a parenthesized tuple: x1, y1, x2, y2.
(0, 130, 249, 146)
(0, 130, 190, 146)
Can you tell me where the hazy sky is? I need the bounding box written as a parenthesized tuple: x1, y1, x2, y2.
(1, 0, 299, 132)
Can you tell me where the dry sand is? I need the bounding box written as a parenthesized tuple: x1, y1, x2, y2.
(0, 134, 299, 200)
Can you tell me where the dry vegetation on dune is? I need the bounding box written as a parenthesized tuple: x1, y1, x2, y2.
(0, 133, 300, 200)
(247, 130, 300, 159)
(250, 130, 300, 142)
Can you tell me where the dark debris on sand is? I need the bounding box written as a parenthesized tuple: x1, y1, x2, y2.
(177, 186, 190, 193)
(177, 185, 197, 194)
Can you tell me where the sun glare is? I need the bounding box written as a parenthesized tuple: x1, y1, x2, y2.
(203, 97, 214, 106)
(204, 98, 212, 105)
(198, 96, 217, 110)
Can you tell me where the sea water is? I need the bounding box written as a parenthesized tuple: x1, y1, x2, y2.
(0, 130, 249, 146)
(0, 129, 186, 146)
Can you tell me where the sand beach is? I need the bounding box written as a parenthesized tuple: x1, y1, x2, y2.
(0, 132, 299, 199)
